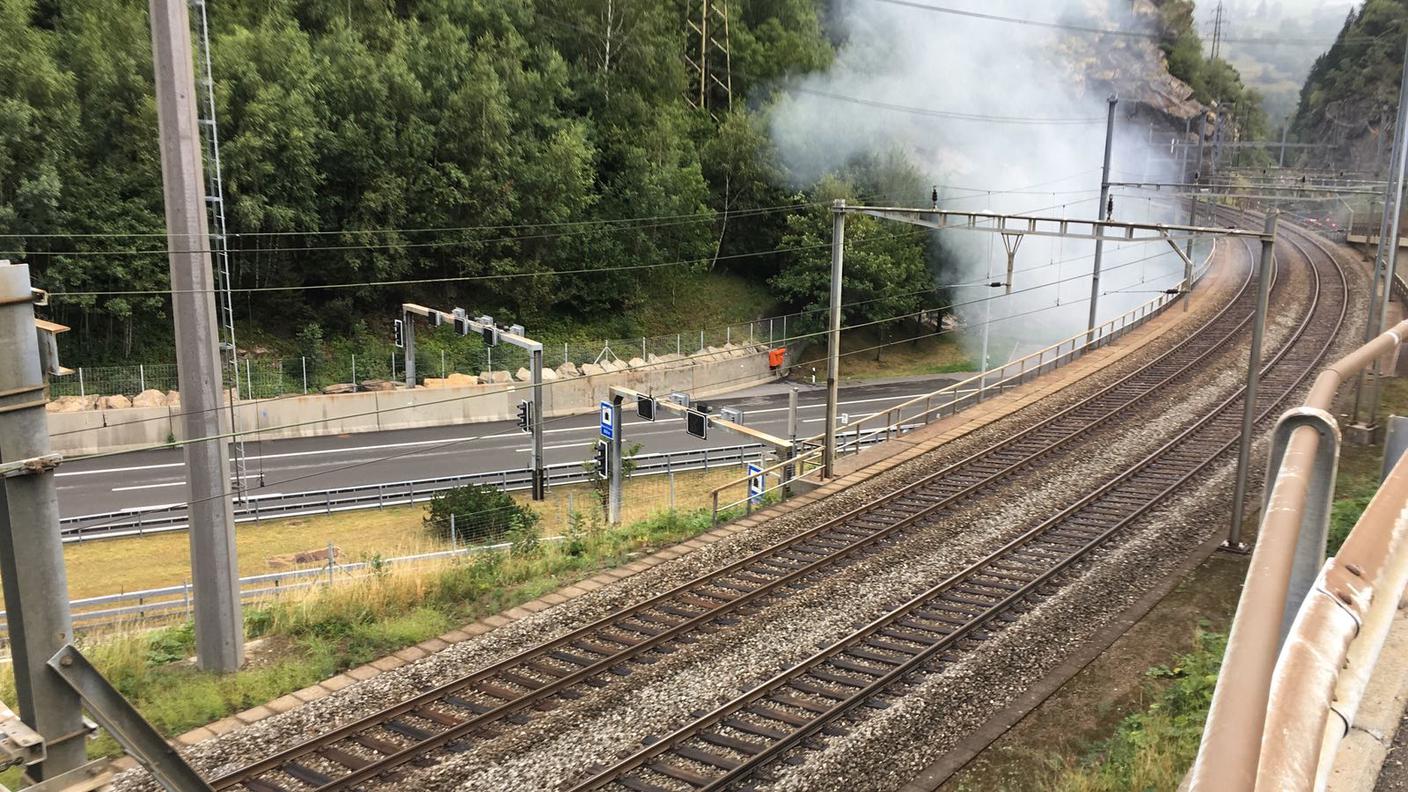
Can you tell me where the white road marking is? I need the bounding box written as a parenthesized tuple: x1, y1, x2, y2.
(58, 388, 966, 480)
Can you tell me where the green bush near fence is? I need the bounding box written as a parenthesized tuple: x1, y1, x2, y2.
(422, 483, 539, 545)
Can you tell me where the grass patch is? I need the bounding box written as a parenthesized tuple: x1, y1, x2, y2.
(819, 327, 973, 381)
(1045, 629, 1226, 792)
(63, 467, 748, 601)
(13, 503, 734, 761)
(1326, 378, 1408, 554)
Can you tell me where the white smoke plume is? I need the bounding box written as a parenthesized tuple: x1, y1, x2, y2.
(770, 0, 1197, 364)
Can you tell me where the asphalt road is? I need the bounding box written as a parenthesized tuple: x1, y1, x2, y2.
(55, 374, 970, 521)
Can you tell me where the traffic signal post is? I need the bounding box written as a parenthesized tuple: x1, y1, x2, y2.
(602, 385, 794, 525)
(400, 304, 547, 500)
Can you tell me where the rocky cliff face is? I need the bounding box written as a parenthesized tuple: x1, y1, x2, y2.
(1061, 0, 1205, 124)
(1291, 2, 1401, 173)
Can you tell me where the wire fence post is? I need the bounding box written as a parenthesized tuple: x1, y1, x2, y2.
(449, 514, 457, 550)
(350, 354, 356, 390)
(301, 356, 308, 394)
(676, 334, 681, 356)
(391, 352, 396, 383)
(641, 337, 646, 359)
(326, 541, 335, 585)
(563, 342, 568, 367)
(246, 358, 254, 400)
(440, 349, 446, 379)
(726, 326, 731, 345)
(139, 363, 146, 393)
(78, 366, 85, 397)
(699, 329, 704, 352)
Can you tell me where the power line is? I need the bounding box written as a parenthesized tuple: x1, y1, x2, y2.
(54, 233, 1189, 446)
(63, 260, 1211, 539)
(0, 202, 818, 241)
(39, 185, 1109, 298)
(40, 227, 932, 299)
(784, 86, 1104, 126)
(866, 0, 1365, 48)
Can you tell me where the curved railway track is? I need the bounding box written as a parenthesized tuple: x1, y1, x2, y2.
(563, 221, 1348, 792)
(209, 222, 1292, 792)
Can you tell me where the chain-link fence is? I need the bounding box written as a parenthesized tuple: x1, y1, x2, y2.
(52, 311, 814, 399)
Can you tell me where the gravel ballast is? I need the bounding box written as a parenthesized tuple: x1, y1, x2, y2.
(106, 233, 1360, 792)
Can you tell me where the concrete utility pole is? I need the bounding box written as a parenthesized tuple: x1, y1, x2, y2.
(149, 0, 242, 671)
(530, 346, 546, 499)
(823, 200, 846, 479)
(1366, 34, 1408, 429)
(1187, 111, 1208, 263)
(402, 307, 416, 387)
(0, 263, 86, 779)
(1087, 96, 1118, 343)
(608, 395, 623, 524)
(1228, 211, 1280, 549)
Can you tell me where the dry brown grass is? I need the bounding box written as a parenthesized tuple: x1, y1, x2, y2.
(64, 466, 752, 601)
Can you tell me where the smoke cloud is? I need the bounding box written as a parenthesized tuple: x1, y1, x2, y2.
(769, 0, 1197, 364)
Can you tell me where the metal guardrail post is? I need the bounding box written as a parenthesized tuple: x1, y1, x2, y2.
(1261, 407, 1342, 641)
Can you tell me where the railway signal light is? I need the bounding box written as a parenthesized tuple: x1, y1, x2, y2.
(594, 440, 609, 478)
(393, 319, 404, 349)
(637, 395, 656, 422)
(516, 399, 531, 433)
(686, 409, 708, 440)
(454, 315, 470, 335)
(482, 325, 498, 347)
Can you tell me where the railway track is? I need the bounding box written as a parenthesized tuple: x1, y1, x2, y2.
(563, 221, 1348, 791)
(210, 228, 1274, 792)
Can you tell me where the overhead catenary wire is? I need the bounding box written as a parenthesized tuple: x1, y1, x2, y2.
(38, 189, 1110, 299)
(61, 258, 1210, 540)
(866, 0, 1373, 48)
(52, 231, 1192, 447)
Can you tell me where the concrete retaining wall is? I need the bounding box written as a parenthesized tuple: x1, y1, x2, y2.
(48, 349, 779, 455)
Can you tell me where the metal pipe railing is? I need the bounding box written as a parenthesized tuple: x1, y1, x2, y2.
(1190, 318, 1408, 791)
(800, 240, 1218, 457)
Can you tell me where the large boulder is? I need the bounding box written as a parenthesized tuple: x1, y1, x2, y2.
(627, 357, 647, 369)
(478, 370, 513, 385)
(557, 361, 581, 377)
(599, 359, 623, 373)
(132, 389, 166, 408)
(541, 367, 559, 381)
(579, 363, 605, 377)
(47, 395, 95, 413)
(360, 379, 396, 391)
(321, 383, 357, 395)
(446, 372, 477, 387)
(164, 390, 181, 407)
(514, 367, 533, 382)
(98, 394, 132, 410)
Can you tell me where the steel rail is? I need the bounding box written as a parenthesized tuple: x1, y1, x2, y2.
(213, 234, 1264, 792)
(567, 221, 1346, 792)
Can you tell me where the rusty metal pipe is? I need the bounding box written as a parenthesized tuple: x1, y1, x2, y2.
(1192, 425, 1319, 791)
(1255, 448, 1408, 789)
(1191, 317, 1408, 790)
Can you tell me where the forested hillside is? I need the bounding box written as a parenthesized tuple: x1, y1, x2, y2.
(0, 0, 1240, 365)
(3, 0, 912, 361)
(1291, 0, 1407, 170)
